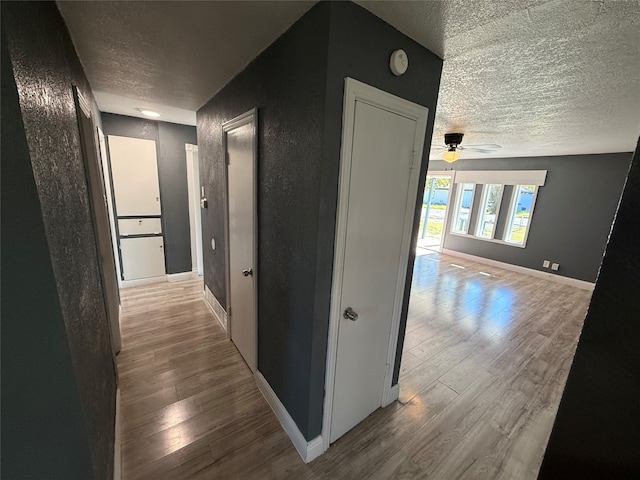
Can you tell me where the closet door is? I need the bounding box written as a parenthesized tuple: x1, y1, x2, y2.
(108, 135, 165, 281)
(108, 136, 162, 216)
(120, 237, 166, 280)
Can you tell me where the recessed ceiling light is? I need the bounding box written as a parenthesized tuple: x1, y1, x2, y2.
(137, 108, 161, 118)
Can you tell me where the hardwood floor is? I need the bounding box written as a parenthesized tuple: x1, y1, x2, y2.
(118, 250, 591, 479)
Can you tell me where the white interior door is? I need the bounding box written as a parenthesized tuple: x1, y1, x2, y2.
(225, 110, 257, 372)
(328, 80, 427, 444)
(108, 135, 161, 216)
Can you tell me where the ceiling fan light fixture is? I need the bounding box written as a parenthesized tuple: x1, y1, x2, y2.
(443, 148, 460, 163)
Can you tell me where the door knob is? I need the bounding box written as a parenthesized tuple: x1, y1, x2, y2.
(343, 307, 358, 321)
(242, 268, 253, 277)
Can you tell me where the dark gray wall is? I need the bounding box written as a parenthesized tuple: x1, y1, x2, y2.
(538, 139, 640, 479)
(2, 2, 116, 477)
(322, 0, 443, 414)
(197, 2, 331, 440)
(1, 25, 94, 480)
(431, 153, 632, 282)
(197, 1, 442, 440)
(101, 113, 197, 274)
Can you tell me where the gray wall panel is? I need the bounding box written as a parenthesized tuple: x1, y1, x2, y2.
(2, 3, 116, 477)
(197, 1, 442, 439)
(197, 3, 331, 440)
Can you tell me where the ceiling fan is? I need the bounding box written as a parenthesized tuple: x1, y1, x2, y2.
(432, 133, 502, 163)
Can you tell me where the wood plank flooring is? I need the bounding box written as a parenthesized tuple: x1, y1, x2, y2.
(118, 250, 591, 479)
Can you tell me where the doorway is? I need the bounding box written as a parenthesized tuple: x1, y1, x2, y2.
(417, 172, 453, 252)
(324, 79, 428, 446)
(224, 109, 258, 372)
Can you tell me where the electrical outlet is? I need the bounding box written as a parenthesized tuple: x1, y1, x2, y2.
(551, 263, 559, 271)
(543, 260, 550, 268)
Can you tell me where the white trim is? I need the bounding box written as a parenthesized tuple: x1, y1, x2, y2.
(441, 248, 595, 291)
(451, 182, 476, 235)
(475, 184, 505, 239)
(449, 231, 527, 248)
(422, 170, 455, 249)
(222, 108, 258, 371)
(323, 78, 428, 449)
(504, 185, 540, 247)
(383, 384, 400, 407)
(185, 143, 203, 276)
(204, 285, 228, 332)
(97, 127, 122, 289)
(113, 388, 121, 480)
(254, 371, 323, 463)
(454, 169, 547, 186)
(167, 271, 196, 282)
(120, 275, 167, 289)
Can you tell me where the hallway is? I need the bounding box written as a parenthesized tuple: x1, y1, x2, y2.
(118, 252, 591, 479)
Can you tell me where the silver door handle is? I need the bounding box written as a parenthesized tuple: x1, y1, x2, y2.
(343, 307, 358, 321)
(242, 268, 253, 277)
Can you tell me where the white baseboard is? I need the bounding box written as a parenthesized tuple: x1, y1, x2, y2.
(204, 286, 227, 332)
(113, 388, 121, 480)
(121, 271, 199, 289)
(254, 371, 324, 463)
(441, 248, 595, 291)
(167, 271, 196, 282)
(120, 275, 167, 289)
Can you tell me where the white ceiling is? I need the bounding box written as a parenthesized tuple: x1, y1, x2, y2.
(58, 0, 640, 160)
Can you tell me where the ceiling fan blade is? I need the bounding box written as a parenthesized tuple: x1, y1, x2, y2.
(462, 147, 500, 154)
(459, 143, 502, 150)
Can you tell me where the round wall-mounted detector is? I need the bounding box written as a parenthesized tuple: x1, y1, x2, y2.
(390, 49, 408, 76)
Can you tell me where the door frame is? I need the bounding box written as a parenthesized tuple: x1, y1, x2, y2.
(72, 86, 122, 358)
(222, 108, 258, 367)
(185, 144, 203, 276)
(419, 170, 455, 250)
(321, 78, 428, 450)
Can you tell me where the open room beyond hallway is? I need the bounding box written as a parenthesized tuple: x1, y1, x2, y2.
(117, 252, 591, 479)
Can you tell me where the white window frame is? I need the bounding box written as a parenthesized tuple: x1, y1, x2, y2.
(504, 184, 539, 247)
(450, 183, 475, 235)
(475, 184, 504, 240)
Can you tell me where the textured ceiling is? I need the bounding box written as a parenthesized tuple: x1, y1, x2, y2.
(57, 1, 315, 125)
(58, 1, 640, 159)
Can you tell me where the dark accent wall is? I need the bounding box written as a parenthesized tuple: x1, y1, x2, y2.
(322, 0, 443, 410)
(430, 153, 632, 282)
(197, 1, 442, 440)
(101, 113, 197, 274)
(1, 26, 94, 480)
(198, 3, 331, 441)
(2, 2, 116, 478)
(538, 139, 640, 479)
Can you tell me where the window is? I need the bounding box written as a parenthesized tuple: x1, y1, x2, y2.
(475, 184, 504, 239)
(451, 183, 475, 234)
(505, 185, 537, 245)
